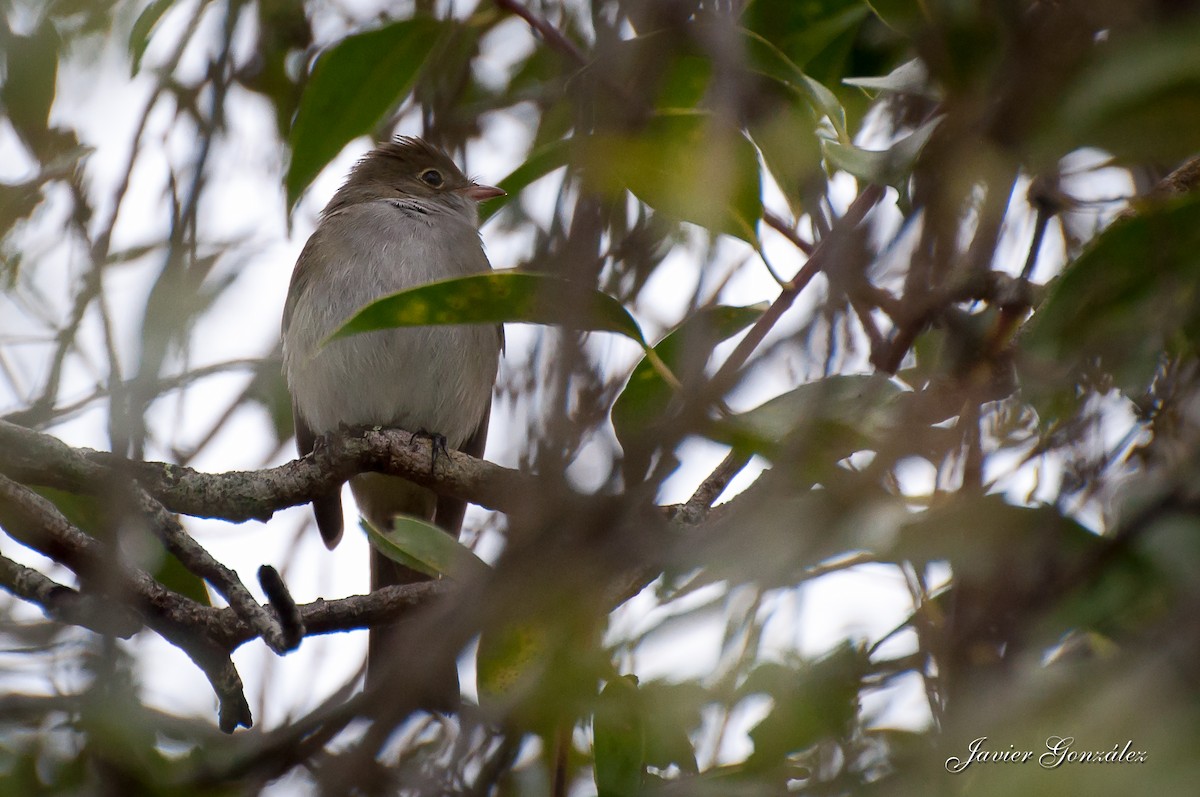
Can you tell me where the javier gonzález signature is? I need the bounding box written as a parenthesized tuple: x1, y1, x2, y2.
(945, 736, 1148, 773)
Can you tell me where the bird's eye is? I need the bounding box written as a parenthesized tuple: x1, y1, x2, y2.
(420, 169, 444, 188)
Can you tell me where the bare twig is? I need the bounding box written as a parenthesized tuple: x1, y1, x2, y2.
(710, 184, 887, 394)
(492, 0, 587, 65)
(677, 450, 750, 525)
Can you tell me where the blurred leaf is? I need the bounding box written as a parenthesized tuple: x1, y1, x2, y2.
(823, 115, 940, 191)
(1024, 193, 1200, 394)
(742, 29, 848, 141)
(244, 358, 293, 448)
(578, 112, 762, 243)
(243, 0, 312, 137)
(865, 0, 928, 34)
(893, 496, 1091, 580)
(128, 0, 177, 75)
(1051, 23, 1200, 163)
(479, 138, 570, 224)
(32, 487, 211, 606)
(364, 515, 490, 580)
(150, 549, 212, 607)
(477, 620, 552, 713)
(844, 58, 936, 98)
(749, 103, 824, 213)
(32, 487, 111, 541)
(742, 644, 866, 769)
(712, 373, 905, 460)
(639, 681, 703, 774)
(594, 675, 645, 797)
(0, 180, 42, 243)
(286, 16, 448, 208)
(327, 271, 647, 347)
(742, 0, 869, 73)
(801, 72, 850, 142)
(2, 18, 61, 148)
(614, 303, 765, 479)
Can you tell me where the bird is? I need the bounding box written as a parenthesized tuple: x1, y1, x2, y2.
(281, 136, 503, 703)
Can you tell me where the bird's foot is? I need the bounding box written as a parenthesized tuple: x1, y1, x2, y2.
(408, 429, 449, 476)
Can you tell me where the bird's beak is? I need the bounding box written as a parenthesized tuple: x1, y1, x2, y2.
(463, 182, 506, 202)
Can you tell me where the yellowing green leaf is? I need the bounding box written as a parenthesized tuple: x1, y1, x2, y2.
(327, 271, 647, 346)
(576, 112, 763, 243)
(476, 620, 552, 710)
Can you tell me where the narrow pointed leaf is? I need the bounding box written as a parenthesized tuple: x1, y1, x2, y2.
(479, 139, 570, 224)
(594, 675, 646, 797)
(327, 271, 647, 346)
(129, 0, 178, 75)
(364, 516, 490, 580)
(613, 303, 765, 460)
(822, 116, 940, 189)
(844, 59, 936, 98)
(286, 17, 448, 208)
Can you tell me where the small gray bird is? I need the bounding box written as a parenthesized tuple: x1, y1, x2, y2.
(282, 137, 503, 700)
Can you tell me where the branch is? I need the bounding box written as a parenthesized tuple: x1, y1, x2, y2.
(0, 473, 253, 731)
(0, 420, 532, 523)
(491, 0, 587, 66)
(0, 550, 140, 637)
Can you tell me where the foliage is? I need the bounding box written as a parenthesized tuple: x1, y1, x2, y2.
(2, 0, 1200, 795)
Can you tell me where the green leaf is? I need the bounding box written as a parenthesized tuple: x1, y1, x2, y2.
(476, 619, 549, 704)
(1024, 193, 1200, 394)
(594, 675, 646, 797)
(153, 549, 212, 607)
(577, 112, 763, 243)
(128, 0, 178, 75)
(741, 0, 869, 74)
(613, 304, 765, 478)
(742, 644, 866, 769)
(363, 515, 490, 580)
(1050, 22, 1200, 163)
(286, 17, 448, 208)
(32, 488, 211, 606)
(822, 115, 940, 191)
(327, 271, 647, 347)
(2, 19, 61, 141)
(478, 138, 570, 224)
(741, 28, 848, 141)
(865, 0, 928, 34)
(712, 373, 905, 459)
(638, 681, 703, 775)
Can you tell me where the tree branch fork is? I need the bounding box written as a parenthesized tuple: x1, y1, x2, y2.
(0, 420, 536, 731)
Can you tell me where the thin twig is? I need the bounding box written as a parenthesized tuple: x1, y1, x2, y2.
(709, 184, 886, 394)
(492, 0, 587, 65)
(0, 473, 253, 731)
(763, 208, 814, 255)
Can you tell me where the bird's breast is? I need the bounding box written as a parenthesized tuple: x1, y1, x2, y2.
(283, 202, 500, 444)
